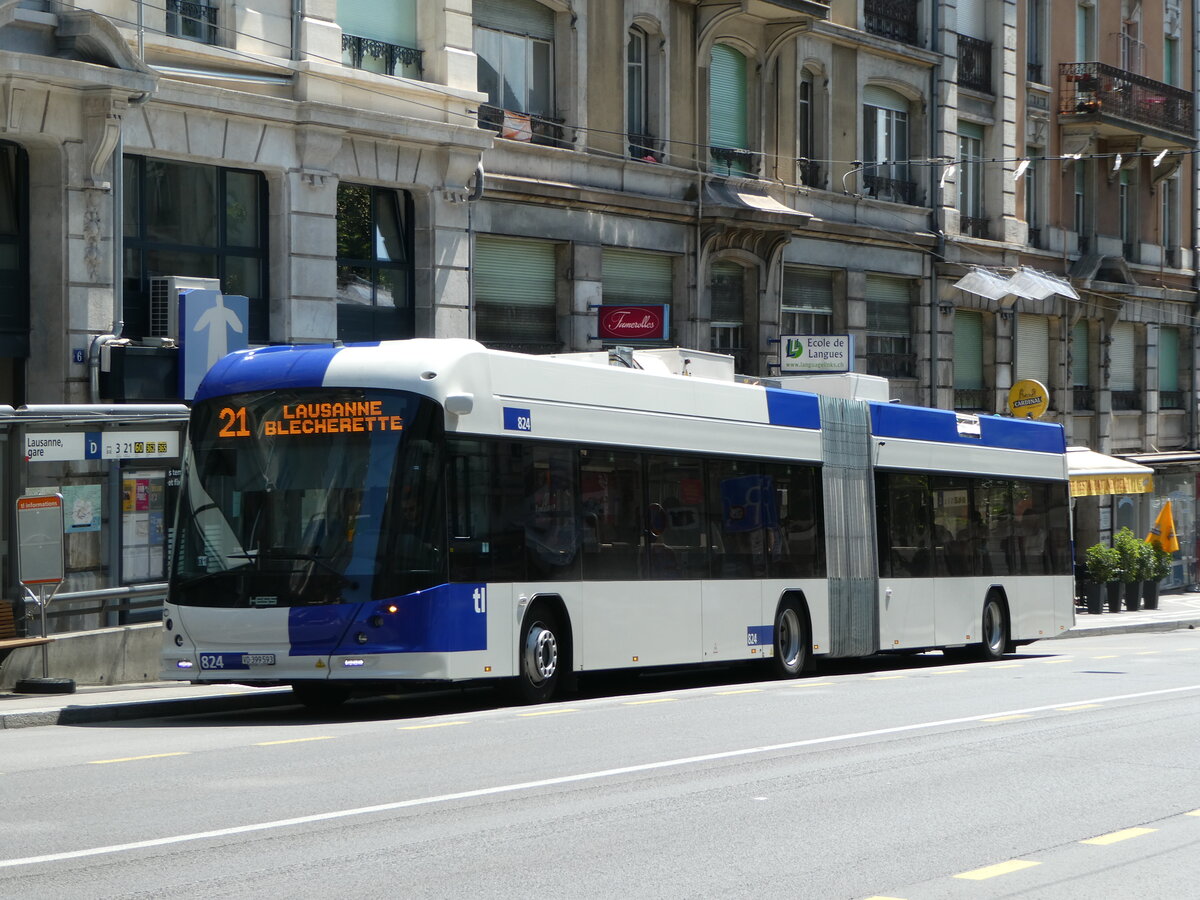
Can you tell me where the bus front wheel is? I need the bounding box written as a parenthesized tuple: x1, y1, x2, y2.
(516, 610, 561, 703)
(978, 596, 1009, 661)
(769, 602, 809, 678)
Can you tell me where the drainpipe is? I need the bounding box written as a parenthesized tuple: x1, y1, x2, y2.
(927, 0, 944, 408)
(291, 0, 302, 62)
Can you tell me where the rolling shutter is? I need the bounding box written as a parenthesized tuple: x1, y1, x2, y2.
(1159, 326, 1179, 392)
(709, 44, 747, 151)
(1071, 321, 1089, 386)
(953, 309, 984, 390)
(602, 249, 673, 305)
(337, 0, 416, 45)
(1110, 322, 1136, 391)
(864, 274, 911, 335)
(957, 0, 985, 38)
(782, 267, 834, 315)
(1015, 314, 1050, 385)
(473, 0, 554, 38)
(474, 235, 558, 348)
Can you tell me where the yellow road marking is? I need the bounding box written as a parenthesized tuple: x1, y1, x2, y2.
(255, 736, 336, 746)
(1056, 704, 1101, 711)
(954, 859, 1040, 880)
(1081, 827, 1157, 845)
(88, 752, 189, 765)
(983, 714, 1032, 723)
(1040, 658, 1071, 664)
(715, 689, 762, 695)
(1186, 810, 1200, 817)
(398, 721, 470, 730)
(1135, 651, 1160, 656)
(517, 708, 578, 716)
(624, 698, 677, 705)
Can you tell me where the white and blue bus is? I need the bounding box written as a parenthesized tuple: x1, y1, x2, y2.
(162, 339, 1074, 706)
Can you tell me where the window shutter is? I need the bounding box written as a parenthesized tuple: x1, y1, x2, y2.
(864, 274, 911, 334)
(863, 85, 908, 112)
(1015, 314, 1050, 385)
(709, 44, 747, 150)
(1071, 321, 1089, 386)
(602, 249, 673, 305)
(957, 0, 985, 38)
(474, 235, 557, 347)
(473, 0, 554, 39)
(782, 267, 833, 314)
(710, 261, 744, 323)
(1110, 322, 1136, 391)
(1159, 326, 1180, 392)
(953, 310, 984, 390)
(337, 0, 417, 46)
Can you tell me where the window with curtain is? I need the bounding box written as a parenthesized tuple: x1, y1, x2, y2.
(957, 123, 985, 236)
(1071, 320, 1092, 410)
(709, 44, 752, 174)
(475, 0, 555, 139)
(865, 274, 913, 378)
(1110, 321, 1139, 409)
(338, 0, 421, 78)
(336, 183, 414, 342)
(474, 235, 559, 354)
(1159, 326, 1182, 409)
(863, 86, 913, 204)
(953, 309, 985, 409)
(781, 266, 833, 335)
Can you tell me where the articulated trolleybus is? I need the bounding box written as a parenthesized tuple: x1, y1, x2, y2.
(163, 339, 1074, 706)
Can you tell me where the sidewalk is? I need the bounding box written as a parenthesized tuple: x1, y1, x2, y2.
(3, 592, 1200, 730)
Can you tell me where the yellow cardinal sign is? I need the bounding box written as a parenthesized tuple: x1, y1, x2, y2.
(1008, 379, 1049, 419)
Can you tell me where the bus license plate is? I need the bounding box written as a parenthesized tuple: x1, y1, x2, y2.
(199, 653, 276, 670)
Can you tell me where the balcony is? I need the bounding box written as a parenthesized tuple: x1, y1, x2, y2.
(1112, 390, 1141, 411)
(864, 0, 920, 46)
(478, 106, 570, 149)
(709, 146, 762, 176)
(960, 215, 989, 239)
(958, 35, 992, 93)
(342, 33, 423, 78)
(167, 0, 217, 45)
(867, 351, 916, 379)
(1160, 390, 1184, 410)
(797, 158, 821, 188)
(864, 173, 918, 205)
(954, 388, 990, 411)
(628, 133, 662, 162)
(1073, 387, 1094, 411)
(1059, 62, 1195, 144)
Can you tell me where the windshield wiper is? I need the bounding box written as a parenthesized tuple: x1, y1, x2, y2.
(239, 549, 358, 589)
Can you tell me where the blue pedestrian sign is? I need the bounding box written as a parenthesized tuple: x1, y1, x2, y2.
(179, 290, 249, 399)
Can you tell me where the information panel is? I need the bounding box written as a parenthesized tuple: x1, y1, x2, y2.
(17, 494, 64, 585)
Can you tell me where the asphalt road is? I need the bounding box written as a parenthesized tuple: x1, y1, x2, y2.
(2, 630, 1199, 899)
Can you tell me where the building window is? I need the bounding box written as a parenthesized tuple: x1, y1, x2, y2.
(709, 44, 754, 175)
(1164, 36, 1179, 85)
(338, 0, 422, 79)
(1075, 2, 1095, 61)
(122, 156, 268, 343)
(865, 273, 914, 378)
(1161, 173, 1180, 266)
(474, 235, 559, 354)
(625, 26, 663, 161)
(166, 0, 218, 45)
(953, 309, 987, 410)
(0, 142, 28, 370)
(1026, 0, 1045, 82)
(797, 70, 819, 186)
(863, 86, 914, 204)
(336, 184, 414, 343)
(601, 248, 672, 338)
(710, 261, 747, 372)
(957, 123, 986, 237)
(781, 266, 833, 335)
(1119, 169, 1137, 260)
(1110, 321, 1139, 410)
(475, 0, 560, 145)
(1024, 147, 1043, 247)
(1074, 159, 1091, 253)
(1072, 320, 1093, 410)
(1015, 314, 1050, 390)
(1159, 326, 1183, 409)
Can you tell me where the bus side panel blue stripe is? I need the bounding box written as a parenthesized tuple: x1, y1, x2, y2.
(195, 345, 343, 402)
(287, 604, 359, 656)
(869, 403, 1066, 453)
(765, 388, 821, 429)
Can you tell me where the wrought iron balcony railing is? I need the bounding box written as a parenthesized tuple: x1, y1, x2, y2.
(1027, 62, 1044, 84)
(864, 173, 918, 205)
(342, 34, 424, 78)
(866, 352, 916, 379)
(864, 0, 920, 46)
(1111, 390, 1141, 411)
(1073, 387, 1094, 411)
(709, 146, 761, 175)
(958, 34, 992, 93)
(1160, 390, 1184, 410)
(167, 0, 217, 44)
(797, 158, 821, 188)
(954, 388, 990, 411)
(960, 215, 990, 239)
(1059, 62, 1194, 140)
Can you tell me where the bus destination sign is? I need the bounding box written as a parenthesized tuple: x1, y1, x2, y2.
(218, 401, 404, 439)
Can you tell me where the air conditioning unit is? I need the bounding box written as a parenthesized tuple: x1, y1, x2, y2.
(149, 275, 220, 342)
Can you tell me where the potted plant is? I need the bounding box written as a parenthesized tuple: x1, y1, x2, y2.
(1084, 542, 1121, 614)
(1143, 544, 1171, 610)
(1114, 527, 1143, 611)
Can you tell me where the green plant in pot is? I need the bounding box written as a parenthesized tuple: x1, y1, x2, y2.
(1113, 527, 1143, 611)
(1143, 544, 1171, 610)
(1084, 542, 1121, 613)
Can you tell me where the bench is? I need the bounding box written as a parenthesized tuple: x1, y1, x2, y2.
(0, 600, 51, 651)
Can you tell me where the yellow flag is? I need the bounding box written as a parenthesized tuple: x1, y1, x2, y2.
(1146, 500, 1180, 553)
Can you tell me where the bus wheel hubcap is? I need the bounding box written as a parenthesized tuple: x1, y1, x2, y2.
(525, 625, 557, 683)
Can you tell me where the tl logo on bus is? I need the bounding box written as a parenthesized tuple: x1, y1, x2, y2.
(472, 587, 487, 613)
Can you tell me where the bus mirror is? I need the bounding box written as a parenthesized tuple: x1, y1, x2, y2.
(444, 393, 474, 415)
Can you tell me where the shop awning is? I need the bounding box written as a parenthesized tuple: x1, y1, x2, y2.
(1067, 446, 1154, 497)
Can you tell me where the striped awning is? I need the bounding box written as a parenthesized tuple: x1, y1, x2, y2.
(1067, 446, 1154, 497)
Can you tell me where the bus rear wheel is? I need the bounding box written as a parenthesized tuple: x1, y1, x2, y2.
(770, 602, 808, 678)
(977, 596, 1009, 661)
(516, 610, 561, 704)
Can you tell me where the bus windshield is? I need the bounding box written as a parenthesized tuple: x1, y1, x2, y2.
(171, 388, 446, 608)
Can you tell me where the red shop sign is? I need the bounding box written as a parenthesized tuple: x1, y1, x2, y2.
(596, 305, 669, 341)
